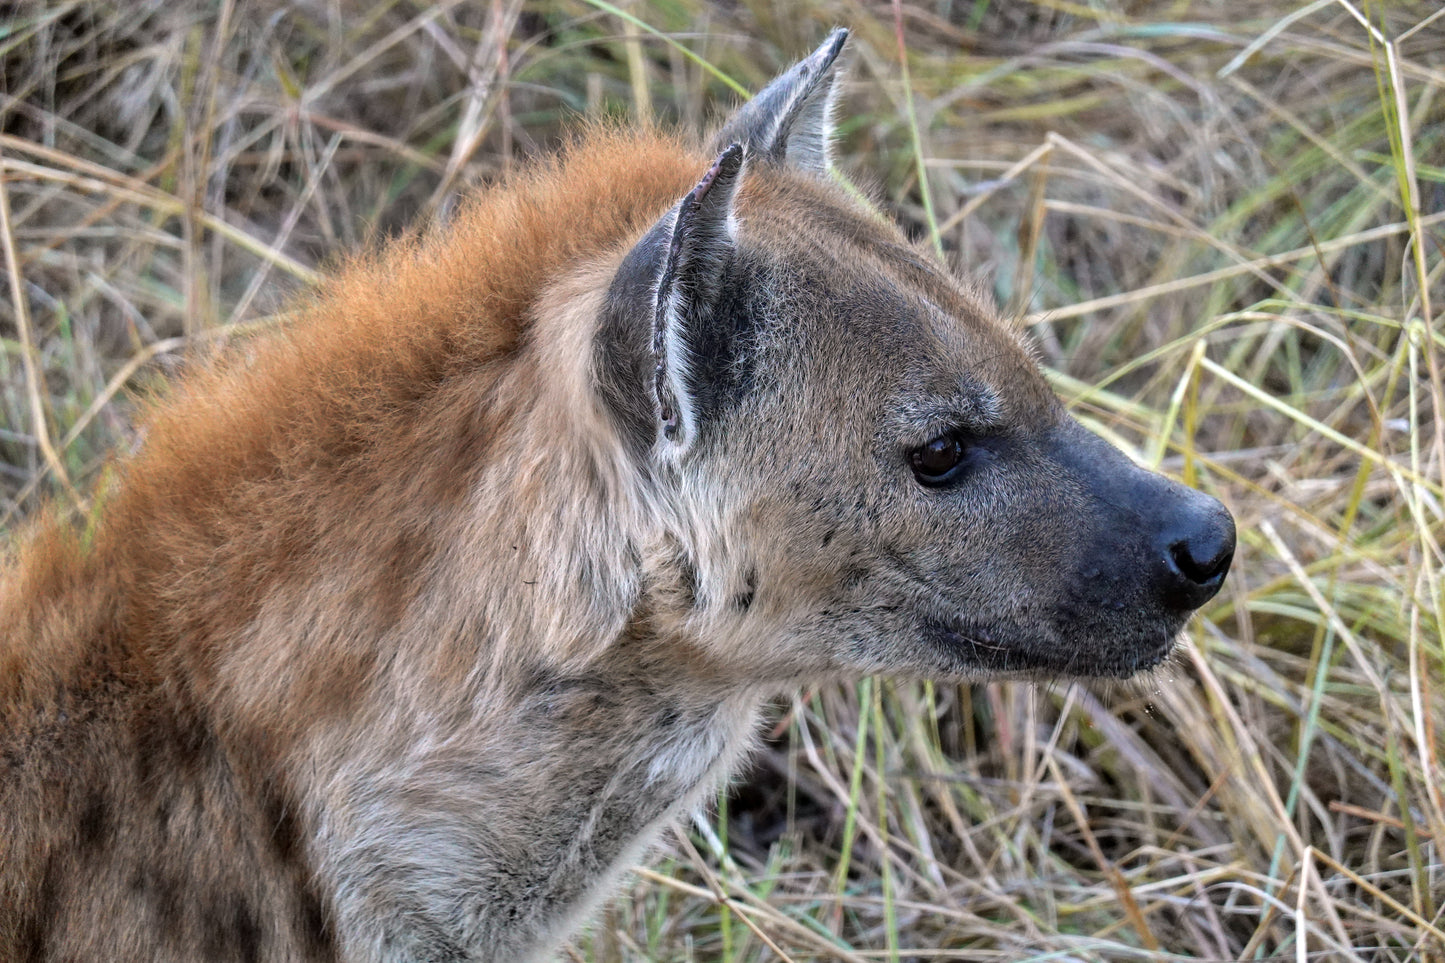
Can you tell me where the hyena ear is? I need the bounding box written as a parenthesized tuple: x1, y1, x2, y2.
(652, 143, 746, 449)
(712, 28, 848, 174)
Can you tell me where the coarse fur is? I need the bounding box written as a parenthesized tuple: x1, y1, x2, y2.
(0, 31, 1233, 962)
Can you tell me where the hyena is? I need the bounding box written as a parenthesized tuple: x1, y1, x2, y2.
(1, 29, 1234, 963)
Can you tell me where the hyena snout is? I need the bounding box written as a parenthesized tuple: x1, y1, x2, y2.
(1054, 422, 1235, 614)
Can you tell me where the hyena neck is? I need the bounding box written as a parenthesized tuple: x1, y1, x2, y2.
(305, 626, 766, 961)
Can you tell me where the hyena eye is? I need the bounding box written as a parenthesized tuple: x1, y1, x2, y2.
(909, 433, 971, 487)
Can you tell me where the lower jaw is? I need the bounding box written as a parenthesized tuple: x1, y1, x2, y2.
(927, 621, 1180, 681)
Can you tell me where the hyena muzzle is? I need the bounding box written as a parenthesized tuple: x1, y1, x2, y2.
(1, 28, 1233, 963)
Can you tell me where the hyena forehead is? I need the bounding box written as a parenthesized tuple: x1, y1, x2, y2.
(731, 175, 1062, 435)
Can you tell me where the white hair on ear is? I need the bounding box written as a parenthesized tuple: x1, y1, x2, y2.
(650, 144, 747, 454)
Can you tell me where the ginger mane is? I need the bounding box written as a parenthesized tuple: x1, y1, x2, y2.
(2, 126, 706, 713)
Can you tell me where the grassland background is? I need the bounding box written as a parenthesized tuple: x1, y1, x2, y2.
(3, 0, 1442, 959)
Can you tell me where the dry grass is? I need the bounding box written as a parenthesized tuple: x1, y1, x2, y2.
(3, 0, 1443, 959)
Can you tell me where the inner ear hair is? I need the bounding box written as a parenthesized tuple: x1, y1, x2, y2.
(651, 143, 747, 447)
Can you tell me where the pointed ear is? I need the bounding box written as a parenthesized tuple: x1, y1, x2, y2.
(713, 28, 848, 174)
(652, 143, 746, 449)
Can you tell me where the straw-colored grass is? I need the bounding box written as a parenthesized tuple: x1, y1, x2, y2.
(3, 1, 1441, 959)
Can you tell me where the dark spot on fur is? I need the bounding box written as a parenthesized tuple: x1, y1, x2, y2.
(133, 724, 157, 786)
(370, 527, 429, 626)
(16, 916, 45, 963)
(524, 671, 622, 722)
(133, 864, 184, 933)
(258, 780, 302, 865)
(133, 702, 215, 787)
(518, 661, 559, 691)
(733, 567, 758, 612)
(202, 897, 263, 963)
(519, 666, 567, 718)
(821, 529, 835, 547)
(17, 856, 59, 963)
(577, 556, 598, 596)
(296, 888, 337, 957)
(253, 782, 339, 960)
(155, 798, 173, 838)
(173, 710, 213, 775)
(679, 556, 699, 609)
(428, 386, 502, 504)
(234, 903, 264, 963)
(76, 788, 111, 855)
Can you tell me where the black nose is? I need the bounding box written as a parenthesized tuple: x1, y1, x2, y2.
(1160, 500, 1235, 610)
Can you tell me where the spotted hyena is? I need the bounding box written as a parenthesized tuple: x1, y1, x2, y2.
(1, 29, 1233, 963)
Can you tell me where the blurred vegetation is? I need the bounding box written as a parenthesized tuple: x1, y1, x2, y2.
(3, 0, 1442, 959)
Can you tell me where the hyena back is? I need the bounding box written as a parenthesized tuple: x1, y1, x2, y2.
(1, 30, 1233, 962)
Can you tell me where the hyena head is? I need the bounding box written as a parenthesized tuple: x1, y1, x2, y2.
(595, 29, 1234, 684)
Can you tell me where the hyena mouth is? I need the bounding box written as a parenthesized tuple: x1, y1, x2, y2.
(926, 620, 1024, 675)
(923, 615, 1187, 680)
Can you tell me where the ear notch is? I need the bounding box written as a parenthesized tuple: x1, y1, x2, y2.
(713, 28, 848, 174)
(653, 143, 746, 448)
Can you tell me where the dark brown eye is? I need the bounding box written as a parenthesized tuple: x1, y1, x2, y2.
(909, 434, 969, 486)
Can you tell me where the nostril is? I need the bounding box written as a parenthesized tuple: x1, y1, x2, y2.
(1169, 531, 1233, 585)
(1160, 509, 1236, 609)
